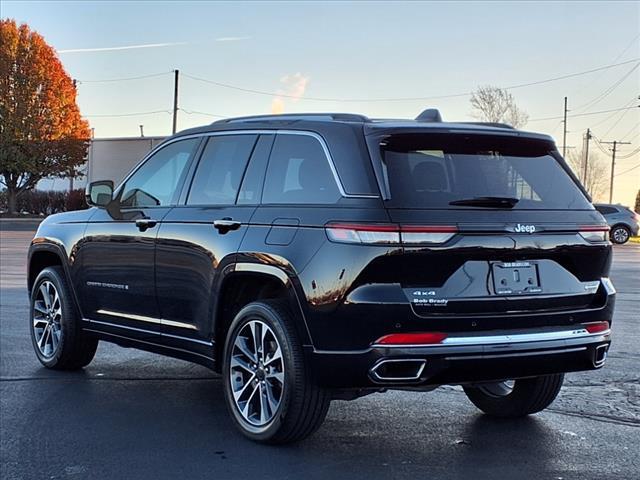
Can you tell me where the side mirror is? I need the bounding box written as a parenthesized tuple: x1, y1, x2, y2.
(86, 180, 114, 207)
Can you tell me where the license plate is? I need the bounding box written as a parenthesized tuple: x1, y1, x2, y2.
(492, 261, 542, 295)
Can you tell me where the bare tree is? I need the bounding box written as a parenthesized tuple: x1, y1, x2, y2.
(566, 150, 608, 201)
(470, 86, 529, 128)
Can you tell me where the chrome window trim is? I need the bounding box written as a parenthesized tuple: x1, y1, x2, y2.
(114, 129, 379, 200)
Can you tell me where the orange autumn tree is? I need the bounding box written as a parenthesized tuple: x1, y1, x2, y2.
(0, 19, 90, 214)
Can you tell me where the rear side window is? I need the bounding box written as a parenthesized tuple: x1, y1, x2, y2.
(378, 133, 592, 210)
(596, 206, 617, 215)
(187, 135, 257, 205)
(262, 134, 341, 204)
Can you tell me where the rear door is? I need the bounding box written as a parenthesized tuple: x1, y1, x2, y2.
(369, 131, 609, 323)
(154, 133, 271, 348)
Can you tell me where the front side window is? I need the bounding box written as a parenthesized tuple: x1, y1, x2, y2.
(187, 134, 257, 205)
(379, 133, 592, 210)
(262, 134, 341, 204)
(119, 138, 198, 208)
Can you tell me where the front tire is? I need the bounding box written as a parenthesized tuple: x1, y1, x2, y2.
(222, 300, 330, 444)
(463, 374, 564, 418)
(610, 225, 631, 244)
(30, 266, 98, 370)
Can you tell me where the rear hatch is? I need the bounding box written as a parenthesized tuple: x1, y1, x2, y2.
(366, 129, 611, 318)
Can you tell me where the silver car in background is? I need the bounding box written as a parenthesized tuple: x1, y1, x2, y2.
(594, 204, 640, 244)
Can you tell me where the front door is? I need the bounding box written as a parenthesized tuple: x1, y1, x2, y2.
(78, 137, 201, 338)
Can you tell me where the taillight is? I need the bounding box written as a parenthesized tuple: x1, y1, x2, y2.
(578, 225, 609, 242)
(584, 321, 610, 334)
(325, 223, 399, 244)
(325, 223, 457, 245)
(400, 225, 458, 244)
(374, 332, 448, 345)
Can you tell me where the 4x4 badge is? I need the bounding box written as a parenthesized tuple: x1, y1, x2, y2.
(513, 224, 536, 234)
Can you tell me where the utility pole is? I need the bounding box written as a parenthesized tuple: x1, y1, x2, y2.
(582, 128, 592, 185)
(600, 140, 632, 203)
(172, 69, 179, 134)
(562, 96, 568, 158)
(139, 125, 145, 138)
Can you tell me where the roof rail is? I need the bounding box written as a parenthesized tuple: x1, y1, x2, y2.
(459, 122, 515, 130)
(214, 113, 370, 124)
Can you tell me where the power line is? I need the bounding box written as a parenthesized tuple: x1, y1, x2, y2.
(601, 104, 635, 138)
(592, 136, 613, 155)
(78, 72, 171, 83)
(182, 58, 640, 103)
(83, 110, 171, 118)
(568, 34, 640, 101)
(614, 162, 640, 176)
(589, 96, 639, 128)
(572, 62, 639, 112)
(528, 105, 638, 123)
(616, 145, 640, 159)
(620, 121, 640, 141)
(181, 109, 226, 118)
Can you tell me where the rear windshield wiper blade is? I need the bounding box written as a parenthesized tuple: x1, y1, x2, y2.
(449, 196, 520, 208)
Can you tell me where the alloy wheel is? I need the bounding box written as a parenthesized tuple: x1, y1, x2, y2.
(229, 320, 285, 426)
(32, 281, 63, 358)
(612, 227, 629, 244)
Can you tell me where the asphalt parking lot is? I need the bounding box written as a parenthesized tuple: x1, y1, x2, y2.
(1, 220, 638, 480)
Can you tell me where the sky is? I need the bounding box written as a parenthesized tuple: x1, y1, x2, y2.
(3, 0, 640, 206)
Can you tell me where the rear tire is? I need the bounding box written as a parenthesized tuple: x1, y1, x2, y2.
(222, 300, 331, 444)
(463, 374, 564, 418)
(30, 266, 98, 370)
(610, 225, 630, 244)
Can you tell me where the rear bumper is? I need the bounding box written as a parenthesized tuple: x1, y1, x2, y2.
(310, 327, 611, 388)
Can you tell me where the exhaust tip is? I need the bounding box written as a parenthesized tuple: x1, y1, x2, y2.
(593, 344, 608, 367)
(370, 359, 426, 383)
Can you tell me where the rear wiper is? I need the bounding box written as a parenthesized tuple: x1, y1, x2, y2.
(449, 196, 520, 208)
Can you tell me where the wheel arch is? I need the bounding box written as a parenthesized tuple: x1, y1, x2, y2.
(28, 243, 67, 291)
(610, 223, 631, 233)
(28, 243, 84, 319)
(213, 263, 313, 372)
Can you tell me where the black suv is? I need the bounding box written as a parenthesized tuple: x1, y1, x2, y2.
(28, 110, 615, 444)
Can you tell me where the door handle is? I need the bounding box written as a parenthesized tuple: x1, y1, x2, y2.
(213, 218, 241, 234)
(135, 219, 158, 232)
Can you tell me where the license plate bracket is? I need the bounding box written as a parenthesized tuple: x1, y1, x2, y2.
(492, 261, 541, 295)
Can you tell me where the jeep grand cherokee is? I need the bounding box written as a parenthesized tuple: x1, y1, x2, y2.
(28, 110, 614, 443)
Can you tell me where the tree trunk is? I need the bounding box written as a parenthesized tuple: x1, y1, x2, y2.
(7, 189, 17, 215)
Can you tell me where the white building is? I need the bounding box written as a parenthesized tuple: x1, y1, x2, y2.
(37, 136, 166, 191)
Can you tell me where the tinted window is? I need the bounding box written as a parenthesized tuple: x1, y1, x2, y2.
(187, 135, 257, 205)
(262, 134, 341, 204)
(120, 138, 198, 208)
(379, 134, 591, 210)
(596, 206, 617, 215)
(238, 135, 274, 205)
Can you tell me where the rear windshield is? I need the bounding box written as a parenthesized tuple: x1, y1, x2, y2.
(378, 133, 591, 210)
